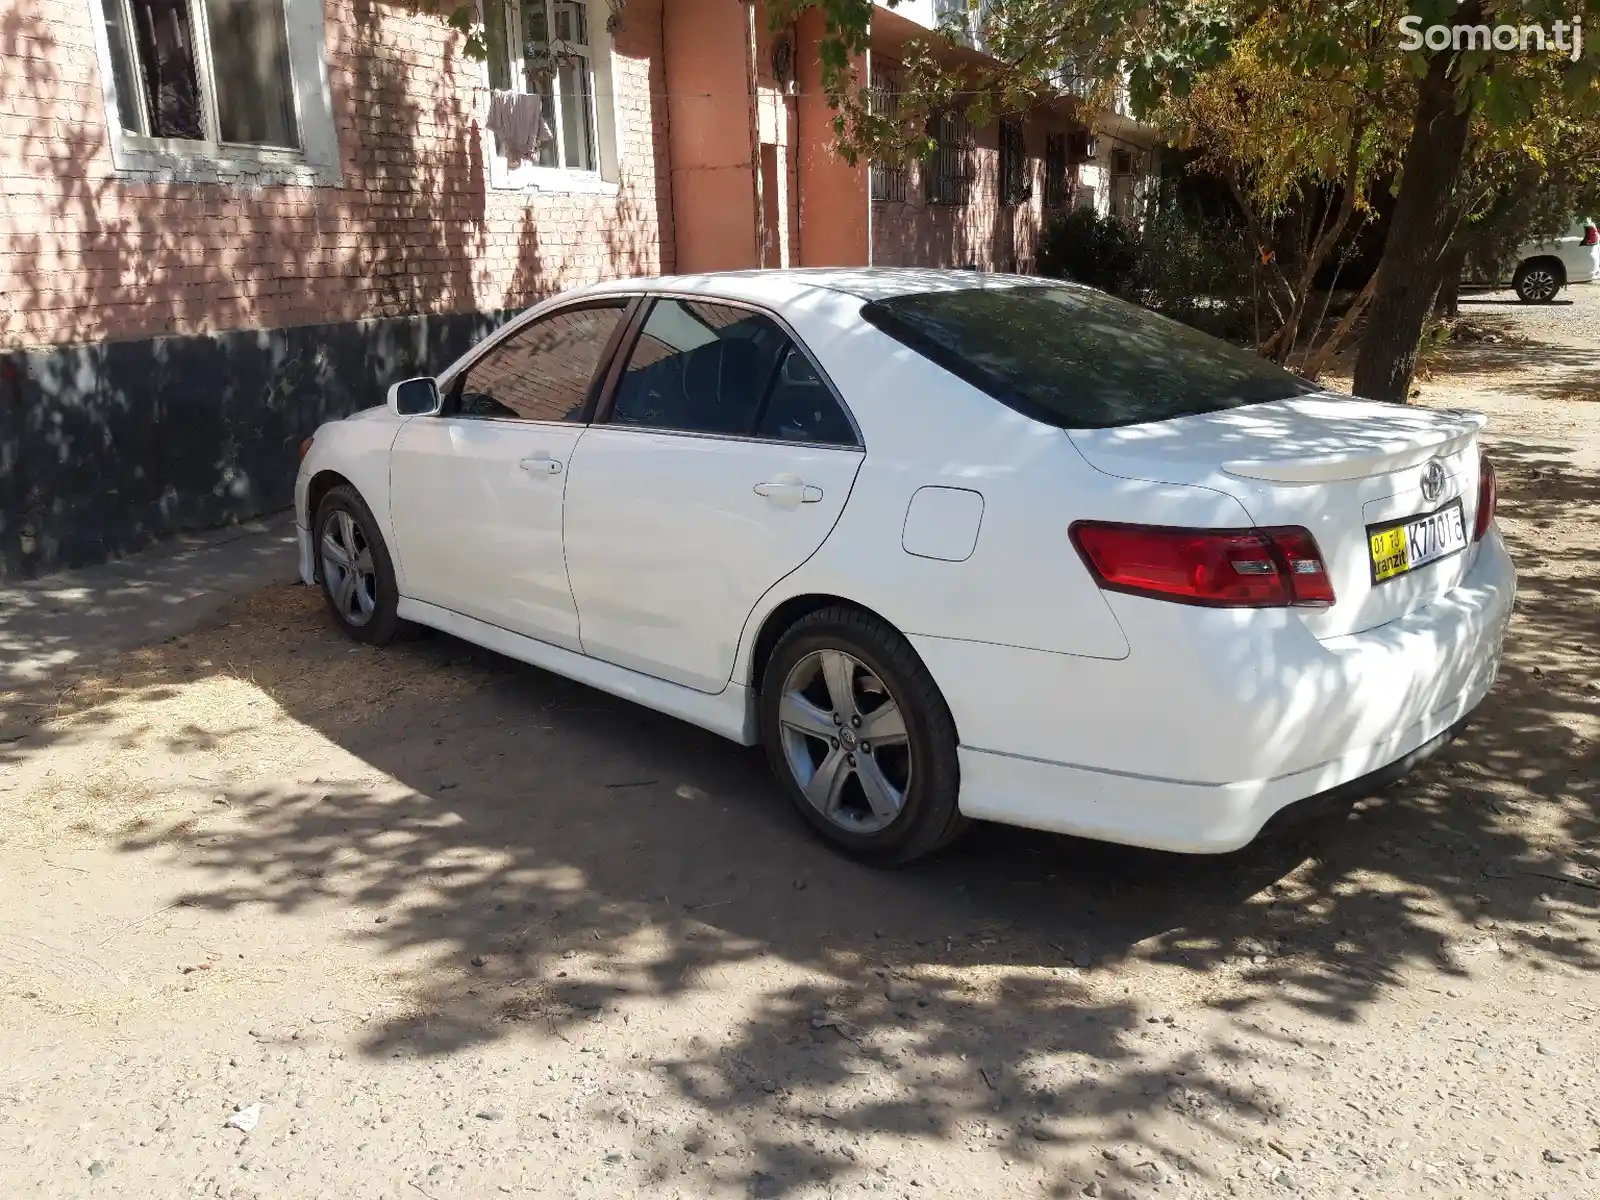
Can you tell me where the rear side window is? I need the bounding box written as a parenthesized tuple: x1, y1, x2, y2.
(609, 298, 856, 445)
(861, 286, 1318, 430)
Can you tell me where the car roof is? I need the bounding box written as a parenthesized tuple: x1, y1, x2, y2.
(573, 267, 1052, 308)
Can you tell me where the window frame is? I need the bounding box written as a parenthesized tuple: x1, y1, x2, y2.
(925, 111, 972, 207)
(1044, 132, 1070, 209)
(440, 297, 637, 426)
(480, 0, 620, 193)
(998, 117, 1030, 209)
(868, 63, 907, 203)
(86, 0, 341, 184)
(591, 294, 864, 451)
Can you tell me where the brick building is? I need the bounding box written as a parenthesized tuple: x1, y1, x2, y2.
(0, 0, 1155, 578)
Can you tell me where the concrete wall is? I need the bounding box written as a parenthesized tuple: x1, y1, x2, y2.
(795, 8, 869, 267)
(662, 0, 761, 272)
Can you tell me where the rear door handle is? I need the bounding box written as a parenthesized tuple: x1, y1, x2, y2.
(753, 475, 824, 508)
(519, 454, 563, 475)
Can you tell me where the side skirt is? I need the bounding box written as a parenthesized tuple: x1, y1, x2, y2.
(396, 598, 760, 746)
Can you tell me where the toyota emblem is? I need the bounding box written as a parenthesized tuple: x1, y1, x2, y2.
(1420, 460, 1447, 503)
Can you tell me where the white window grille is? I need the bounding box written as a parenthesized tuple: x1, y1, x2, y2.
(484, 0, 602, 173)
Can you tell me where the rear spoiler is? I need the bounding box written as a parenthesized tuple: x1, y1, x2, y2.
(1223, 410, 1488, 484)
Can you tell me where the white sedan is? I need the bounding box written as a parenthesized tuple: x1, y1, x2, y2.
(295, 269, 1515, 863)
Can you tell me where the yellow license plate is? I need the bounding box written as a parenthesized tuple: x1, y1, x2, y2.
(1367, 501, 1467, 584)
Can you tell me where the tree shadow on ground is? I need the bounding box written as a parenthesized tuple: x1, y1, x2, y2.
(2, 450, 1595, 1193)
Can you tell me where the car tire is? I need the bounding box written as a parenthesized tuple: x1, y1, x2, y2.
(1512, 258, 1563, 303)
(760, 605, 967, 864)
(312, 483, 406, 646)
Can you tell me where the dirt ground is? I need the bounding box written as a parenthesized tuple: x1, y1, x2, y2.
(1, 288, 1597, 1200)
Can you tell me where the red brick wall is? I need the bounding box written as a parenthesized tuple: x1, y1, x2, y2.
(871, 119, 1072, 273)
(0, 0, 674, 350)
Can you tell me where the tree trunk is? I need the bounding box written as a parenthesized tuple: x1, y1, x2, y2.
(1434, 244, 1467, 319)
(1351, 13, 1479, 403)
(1301, 269, 1379, 382)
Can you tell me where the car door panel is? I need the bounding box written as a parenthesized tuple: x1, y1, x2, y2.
(563, 429, 863, 691)
(560, 295, 866, 694)
(387, 300, 629, 652)
(390, 419, 586, 650)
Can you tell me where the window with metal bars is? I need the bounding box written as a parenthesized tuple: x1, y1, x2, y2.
(999, 118, 1030, 207)
(868, 67, 907, 202)
(925, 111, 971, 206)
(1044, 133, 1069, 208)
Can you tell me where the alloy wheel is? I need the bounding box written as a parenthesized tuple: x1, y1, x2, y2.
(320, 509, 378, 627)
(1519, 267, 1559, 302)
(777, 649, 913, 834)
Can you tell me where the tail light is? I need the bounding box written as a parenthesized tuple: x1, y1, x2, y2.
(1582, 224, 1598, 247)
(1070, 522, 1336, 608)
(1474, 453, 1497, 541)
(299, 436, 315, 462)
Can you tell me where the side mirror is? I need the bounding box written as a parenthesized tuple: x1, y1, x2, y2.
(387, 376, 441, 417)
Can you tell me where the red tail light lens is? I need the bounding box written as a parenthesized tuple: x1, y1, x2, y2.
(1582, 224, 1598, 247)
(1070, 523, 1335, 608)
(1474, 453, 1497, 541)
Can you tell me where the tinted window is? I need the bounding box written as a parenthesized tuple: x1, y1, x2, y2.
(611, 299, 788, 435)
(861, 286, 1318, 430)
(454, 303, 625, 421)
(755, 347, 855, 445)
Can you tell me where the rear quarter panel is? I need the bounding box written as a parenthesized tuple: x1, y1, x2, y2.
(733, 302, 1256, 681)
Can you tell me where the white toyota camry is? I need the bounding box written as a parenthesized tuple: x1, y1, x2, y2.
(295, 269, 1515, 863)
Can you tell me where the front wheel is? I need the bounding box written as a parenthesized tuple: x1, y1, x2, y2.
(313, 484, 406, 645)
(760, 606, 966, 864)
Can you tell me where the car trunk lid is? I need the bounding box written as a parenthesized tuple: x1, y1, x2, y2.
(1067, 395, 1488, 639)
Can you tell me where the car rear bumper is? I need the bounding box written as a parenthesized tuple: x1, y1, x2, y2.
(916, 528, 1516, 853)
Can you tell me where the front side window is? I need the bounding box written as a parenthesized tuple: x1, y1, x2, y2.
(101, 0, 299, 148)
(609, 300, 855, 445)
(862, 285, 1318, 430)
(483, 0, 598, 172)
(453, 303, 626, 422)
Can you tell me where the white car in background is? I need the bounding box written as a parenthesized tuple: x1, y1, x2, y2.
(1506, 217, 1598, 302)
(295, 270, 1515, 863)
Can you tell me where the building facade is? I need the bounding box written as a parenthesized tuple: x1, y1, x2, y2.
(0, 0, 1154, 578)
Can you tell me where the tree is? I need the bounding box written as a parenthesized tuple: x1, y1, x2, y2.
(1154, 12, 1411, 367)
(780, 0, 1600, 401)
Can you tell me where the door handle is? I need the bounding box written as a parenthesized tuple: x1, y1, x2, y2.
(519, 454, 563, 475)
(753, 475, 822, 508)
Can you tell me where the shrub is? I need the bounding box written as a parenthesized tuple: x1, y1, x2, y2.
(1036, 203, 1255, 342)
(1035, 208, 1138, 295)
(1127, 205, 1256, 341)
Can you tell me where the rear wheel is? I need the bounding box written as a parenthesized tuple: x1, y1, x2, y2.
(313, 484, 405, 645)
(760, 606, 966, 864)
(1512, 258, 1563, 303)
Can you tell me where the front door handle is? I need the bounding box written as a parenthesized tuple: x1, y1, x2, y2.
(519, 454, 563, 475)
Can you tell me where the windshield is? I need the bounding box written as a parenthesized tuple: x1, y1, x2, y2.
(860, 285, 1319, 430)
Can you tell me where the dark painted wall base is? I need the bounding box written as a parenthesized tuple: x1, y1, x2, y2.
(0, 310, 515, 581)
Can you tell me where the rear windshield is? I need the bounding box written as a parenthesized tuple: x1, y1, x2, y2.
(860, 285, 1318, 430)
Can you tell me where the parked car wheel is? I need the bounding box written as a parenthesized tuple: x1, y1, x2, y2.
(313, 484, 405, 645)
(1512, 258, 1564, 303)
(760, 606, 966, 864)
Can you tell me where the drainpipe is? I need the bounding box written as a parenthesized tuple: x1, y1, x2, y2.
(745, 2, 764, 269)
